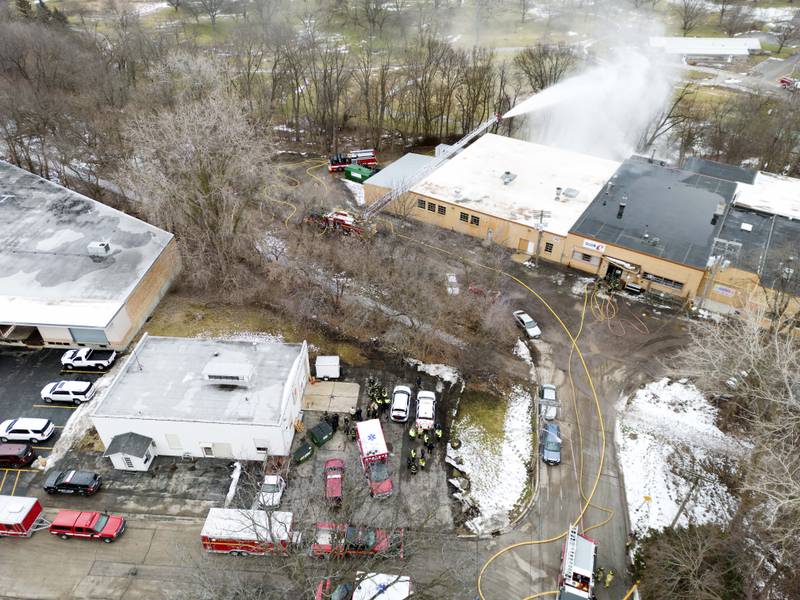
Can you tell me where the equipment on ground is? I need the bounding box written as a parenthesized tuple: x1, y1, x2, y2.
(305, 209, 375, 237)
(329, 149, 377, 173)
(362, 113, 502, 221)
(779, 76, 800, 91)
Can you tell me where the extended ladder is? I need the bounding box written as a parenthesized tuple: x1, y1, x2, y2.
(362, 114, 502, 221)
(562, 525, 579, 580)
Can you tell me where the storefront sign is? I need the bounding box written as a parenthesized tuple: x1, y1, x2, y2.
(713, 284, 736, 298)
(582, 239, 606, 253)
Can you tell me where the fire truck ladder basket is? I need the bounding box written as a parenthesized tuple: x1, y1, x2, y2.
(562, 525, 579, 579)
(362, 114, 501, 221)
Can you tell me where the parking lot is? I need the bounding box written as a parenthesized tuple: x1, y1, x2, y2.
(0, 348, 104, 496)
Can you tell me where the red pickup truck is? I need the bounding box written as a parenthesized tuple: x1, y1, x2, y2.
(49, 510, 125, 543)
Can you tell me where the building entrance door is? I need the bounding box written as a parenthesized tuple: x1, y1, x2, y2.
(605, 265, 623, 283)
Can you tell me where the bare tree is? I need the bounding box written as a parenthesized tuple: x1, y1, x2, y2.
(714, 0, 733, 26)
(774, 19, 800, 53)
(639, 83, 696, 150)
(116, 88, 276, 289)
(165, 0, 182, 10)
(720, 4, 752, 37)
(513, 43, 577, 93)
(191, 0, 227, 30)
(674, 0, 708, 36)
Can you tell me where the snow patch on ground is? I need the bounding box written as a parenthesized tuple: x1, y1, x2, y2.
(448, 386, 533, 534)
(132, 2, 170, 16)
(224, 462, 242, 508)
(617, 378, 741, 536)
(513, 339, 532, 365)
(406, 359, 462, 386)
(257, 234, 287, 260)
(342, 179, 366, 207)
(44, 371, 118, 469)
(570, 276, 595, 297)
(196, 331, 285, 344)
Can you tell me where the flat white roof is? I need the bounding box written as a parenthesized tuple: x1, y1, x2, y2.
(0, 161, 173, 329)
(734, 171, 800, 220)
(93, 336, 305, 425)
(354, 573, 412, 600)
(650, 36, 761, 56)
(201, 508, 293, 541)
(0, 495, 38, 526)
(356, 419, 388, 457)
(367, 153, 435, 190)
(411, 134, 621, 236)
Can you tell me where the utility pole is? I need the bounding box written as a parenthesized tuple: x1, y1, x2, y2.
(532, 210, 551, 268)
(698, 238, 742, 310)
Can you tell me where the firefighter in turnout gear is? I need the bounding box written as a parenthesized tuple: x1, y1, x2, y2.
(408, 426, 417, 440)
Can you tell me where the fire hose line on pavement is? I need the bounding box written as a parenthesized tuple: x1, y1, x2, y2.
(391, 233, 608, 600)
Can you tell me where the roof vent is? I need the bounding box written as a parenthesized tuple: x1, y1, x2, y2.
(617, 203, 626, 219)
(202, 356, 255, 388)
(740, 223, 753, 232)
(563, 188, 579, 199)
(87, 241, 112, 260)
(501, 171, 517, 185)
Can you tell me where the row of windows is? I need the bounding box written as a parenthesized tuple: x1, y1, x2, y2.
(459, 212, 480, 226)
(417, 198, 446, 215)
(643, 272, 684, 290)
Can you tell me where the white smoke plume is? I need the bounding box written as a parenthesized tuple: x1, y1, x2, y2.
(506, 47, 677, 160)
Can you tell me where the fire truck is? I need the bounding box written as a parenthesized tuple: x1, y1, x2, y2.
(305, 209, 375, 237)
(558, 526, 598, 600)
(201, 508, 299, 556)
(328, 149, 378, 173)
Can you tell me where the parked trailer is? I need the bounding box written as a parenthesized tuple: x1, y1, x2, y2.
(0, 495, 49, 538)
(201, 508, 298, 556)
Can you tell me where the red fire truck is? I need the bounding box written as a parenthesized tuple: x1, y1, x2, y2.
(328, 149, 378, 173)
(201, 508, 298, 556)
(356, 419, 394, 498)
(558, 526, 597, 600)
(0, 495, 49, 538)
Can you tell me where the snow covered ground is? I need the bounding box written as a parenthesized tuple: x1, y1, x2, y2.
(196, 331, 285, 344)
(617, 378, 742, 535)
(447, 386, 533, 535)
(131, 1, 170, 16)
(406, 359, 462, 389)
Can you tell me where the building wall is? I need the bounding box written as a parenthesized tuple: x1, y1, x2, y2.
(563, 234, 706, 300)
(110, 238, 181, 349)
(364, 183, 569, 265)
(109, 450, 154, 472)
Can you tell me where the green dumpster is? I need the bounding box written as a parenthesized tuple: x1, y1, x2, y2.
(344, 164, 373, 183)
(292, 439, 314, 463)
(309, 421, 334, 447)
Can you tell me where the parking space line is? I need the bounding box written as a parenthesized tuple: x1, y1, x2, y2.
(0, 470, 6, 492)
(36, 446, 53, 450)
(60, 369, 103, 374)
(53, 425, 65, 429)
(32, 404, 78, 409)
(10, 471, 20, 496)
(0, 468, 36, 473)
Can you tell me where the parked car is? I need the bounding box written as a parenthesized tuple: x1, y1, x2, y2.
(415, 391, 436, 430)
(541, 423, 562, 466)
(366, 460, 393, 499)
(315, 578, 353, 600)
(40, 380, 96, 405)
(324, 459, 344, 507)
(60, 348, 117, 370)
(513, 310, 542, 339)
(43, 470, 102, 496)
(309, 523, 404, 559)
(539, 384, 558, 420)
(256, 475, 286, 508)
(0, 418, 55, 443)
(0, 443, 36, 468)
(49, 510, 125, 543)
(390, 385, 412, 423)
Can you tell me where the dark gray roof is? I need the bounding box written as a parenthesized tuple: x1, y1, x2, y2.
(683, 157, 757, 185)
(717, 206, 800, 289)
(570, 159, 738, 269)
(104, 432, 153, 458)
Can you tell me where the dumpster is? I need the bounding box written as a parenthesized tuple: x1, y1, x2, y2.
(344, 164, 374, 183)
(309, 421, 334, 447)
(292, 440, 314, 464)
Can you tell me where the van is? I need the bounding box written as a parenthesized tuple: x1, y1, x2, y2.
(0, 443, 36, 468)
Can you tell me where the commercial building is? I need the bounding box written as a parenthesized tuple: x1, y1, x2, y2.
(364, 134, 621, 259)
(0, 161, 179, 350)
(566, 157, 739, 302)
(650, 36, 761, 63)
(92, 335, 310, 463)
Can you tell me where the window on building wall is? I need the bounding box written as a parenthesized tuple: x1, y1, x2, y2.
(581, 253, 593, 262)
(437, 205, 446, 215)
(643, 272, 684, 290)
(417, 198, 425, 208)
(544, 242, 554, 253)
(460, 212, 469, 222)
(123, 456, 134, 469)
(470, 215, 480, 226)
(427, 202, 436, 212)
(202, 446, 214, 458)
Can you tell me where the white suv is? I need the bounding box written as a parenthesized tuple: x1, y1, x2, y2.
(41, 381, 96, 405)
(0, 418, 56, 443)
(390, 385, 412, 422)
(415, 391, 436, 431)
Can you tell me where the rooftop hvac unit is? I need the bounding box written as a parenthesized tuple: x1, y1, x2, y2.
(202, 357, 255, 387)
(87, 241, 112, 260)
(501, 171, 517, 185)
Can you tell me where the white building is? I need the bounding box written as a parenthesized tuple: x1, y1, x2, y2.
(0, 161, 180, 350)
(103, 432, 156, 471)
(650, 37, 761, 62)
(92, 335, 310, 462)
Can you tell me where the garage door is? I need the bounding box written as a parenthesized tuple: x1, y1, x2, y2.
(68, 327, 109, 345)
(212, 443, 234, 458)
